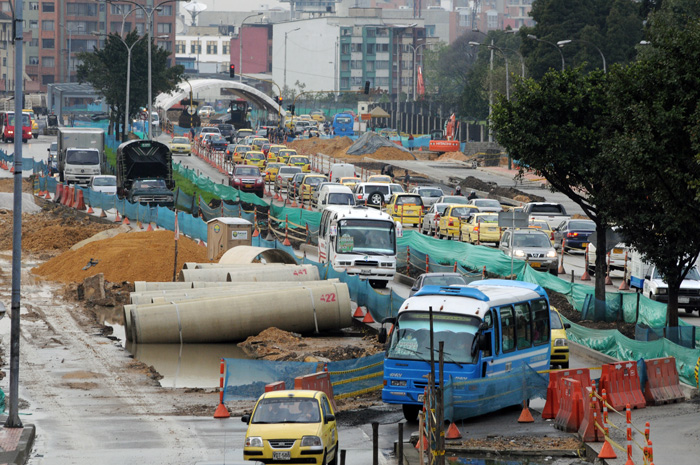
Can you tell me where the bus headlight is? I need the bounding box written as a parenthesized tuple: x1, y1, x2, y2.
(390, 380, 407, 387)
(554, 338, 568, 347)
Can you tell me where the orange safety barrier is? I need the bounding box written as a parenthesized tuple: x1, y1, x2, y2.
(578, 385, 603, 442)
(214, 358, 230, 418)
(265, 381, 286, 392)
(542, 367, 591, 419)
(643, 356, 685, 405)
(554, 377, 584, 432)
(74, 190, 86, 211)
(294, 371, 336, 411)
(54, 184, 63, 203)
(599, 360, 646, 411)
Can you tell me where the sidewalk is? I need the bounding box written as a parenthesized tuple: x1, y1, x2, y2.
(0, 418, 35, 465)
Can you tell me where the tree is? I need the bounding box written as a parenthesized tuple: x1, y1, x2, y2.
(76, 31, 184, 139)
(491, 68, 613, 310)
(601, 0, 700, 328)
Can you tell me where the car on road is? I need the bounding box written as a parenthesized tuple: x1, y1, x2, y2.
(585, 241, 630, 275)
(459, 212, 501, 244)
(386, 193, 424, 226)
(287, 172, 307, 200)
(436, 195, 469, 205)
(229, 165, 264, 197)
(498, 228, 558, 275)
(409, 272, 469, 297)
(316, 184, 355, 210)
(353, 182, 404, 208)
(198, 126, 221, 141)
(410, 186, 444, 207)
(235, 128, 254, 143)
(467, 198, 503, 213)
(242, 389, 338, 465)
(48, 142, 59, 174)
(216, 124, 235, 142)
(198, 106, 215, 118)
(232, 144, 253, 164)
(287, 155, 311, 172)
(89, 175, 117, 195)
(550, 307, 570, 369)
(264, 162, 285, 183)
(528, 220, 555, 244)
(208, 135, 229, 152)
(267, 144, 286, 162)
(298, 174, 328, 203)
(278, 148, 297, 163)
(437, 205, 479, 239)
(419, 202, 449, 236)
(339, 177, 362, 190)
(312, 181, 338, 207)
(552, 219, 596, 250)
(310, 110, 326, 123)
(169, 136, 191, 156)
(251, 138, 268, 151)
(367, 174, 393, 184)
(275, 166, 302, 192)
(244, 151, 266, 169)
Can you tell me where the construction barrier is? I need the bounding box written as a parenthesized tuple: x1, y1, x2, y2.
(578, 385, 603, 442)
(294, 371, 337, 411)
(599, 360, 646, 411)
(542, 367, 591, 419)
(643, 356, 685, 405)
(553, 377, 584, 432)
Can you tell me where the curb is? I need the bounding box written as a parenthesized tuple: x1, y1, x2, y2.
(0, 423, 35, 465)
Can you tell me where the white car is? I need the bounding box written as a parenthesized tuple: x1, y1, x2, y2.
(89, 175, 117, 195)
(467, 198, 503, 212)
(198, 106, 215, 118)
(410, 186, 444, 207)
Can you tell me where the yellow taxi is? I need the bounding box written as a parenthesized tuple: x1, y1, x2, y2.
(242, 389, 338, 465)
(339, 176, 362, 190)
(299, 174, 328, 202)
(169, 136, 192, 156)
(236, 128, 253, 140)
(437, 204, 479, 240)
(268, 144, 286, 162)
(550, 307, 570, 369)
(528, 220, 555, 244)
(310, 111, 326, 123)
(460, 212, 501, 244)
(288, 154, 311, 172)
(386, 193, 424, 226)
(278, 148, 297, 163)
(23, 110, 39, 138)
(251, 137, 268, 151)
(244, 151, 266, 169)
(233, 144, 253, 164)
(264, 162, 285, 182)
(367, 174, 392, 183)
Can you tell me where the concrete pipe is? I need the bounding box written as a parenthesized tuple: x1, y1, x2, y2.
(129, 282, 352, 344)
(191, 278, 339, 288)
(134, 281, 195, 293)
(191, 263, 297, 269)
(178, 264, 319, 283)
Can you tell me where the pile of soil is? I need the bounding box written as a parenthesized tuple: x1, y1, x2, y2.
(288, 137, 415, 161)
(548, 289, 636, 339)
(0, 209, 118, 255)
(0, 178, 33, 193)
(459, 176, 546, 203)
(32, 229, 209, 283)
(437, 151, 470, 161)
(238, 327, 384, 362)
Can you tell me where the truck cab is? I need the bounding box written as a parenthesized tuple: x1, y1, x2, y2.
(64, 148, 101, 184)
(630, 251, 700, 313)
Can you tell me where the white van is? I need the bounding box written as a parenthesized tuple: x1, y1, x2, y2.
(317, 184, 356, 210)
(328, 163, 356, 182)
(318, 206, 400, 288)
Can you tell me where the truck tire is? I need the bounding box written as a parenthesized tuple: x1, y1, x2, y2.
(402, 404, 419, 423)
(33, 133, 38, 139)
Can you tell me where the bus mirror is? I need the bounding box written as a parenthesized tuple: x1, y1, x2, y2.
(478, 333, 489, 351)
(564, 323, 571, 329)
(378, 327, 387, 344)
(329, 225, 337, 236)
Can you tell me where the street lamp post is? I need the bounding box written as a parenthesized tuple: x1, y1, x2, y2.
(239, 12, 263, 82)
(557, 39, 606, 73)
(68, 25, 84, 82)
(469, 40, 496, 142)
(407, 43, 427, 101)
(527, 34, 565, 72)
(284, 27, 301, 91)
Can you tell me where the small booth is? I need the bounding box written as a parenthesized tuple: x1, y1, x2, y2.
(206, 217, 253, 261)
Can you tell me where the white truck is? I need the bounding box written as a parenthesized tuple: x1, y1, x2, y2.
(521, 202, 571, 229)
(629, 249, 700, 313)
(57, 127, 105, 184)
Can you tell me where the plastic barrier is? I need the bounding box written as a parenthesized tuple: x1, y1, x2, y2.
(265, 381, 286, 392)
(599, 360, 646, 411)
(553, 377, 584, 432)
(542, 367, 591, 419)
(294, 371, 337, 411)
(578, 385, 603, 442)
(643, 356, 685, 405)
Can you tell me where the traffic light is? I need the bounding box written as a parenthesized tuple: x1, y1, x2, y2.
(229, 64, 235, 78)
(364, 80, 370, 95)
(276, 96, 283, 106)
(286, 104, 292, 112)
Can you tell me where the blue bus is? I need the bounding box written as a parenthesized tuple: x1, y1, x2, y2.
(332, 113, 354, 136)
(380, 280, 552, 421)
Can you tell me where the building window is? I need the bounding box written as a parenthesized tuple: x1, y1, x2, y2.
(351, 43, 362, 53)
(366, 61, 374, 71)
(157, 5, 172, 16)
(67, 3, 97, 16)
(351, 77, 362, 86)
(190, 41, 201, 54)
(135, 23, 145, 35)
(110, 4, 131, 14)
(366, 28, 375, 38)
(158, 41, 171, 52)
(375, 60, 389, 70)
(341, 44, 350, 54)
(41, 56, 55, 68)
(42, 2, 55, 12)
(135, 9, 144, 19)
(222, 42, 229, 55)
(340, 77, 349, 88)
(350, 60, 362, 70)
(28, 56, 39, 65)
(42, 74, 54, 85)
(29, 38, 39, 47)
(366, 43, 375, 55)
(340, 61, 349, 72)
(206, 41, 217, 54)
(377, 43, 389, 52)
(341, 28, 352, 36)
(175, 40, 186, 54)
(29, 20, 38, 29)
(42, 38, 54, 49)
(157, 23, 171, 34)
(29, 2, 38, 10)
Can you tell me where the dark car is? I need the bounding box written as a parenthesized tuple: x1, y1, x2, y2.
(409, 272, 469, 297)
(286, 172, 306, 200)
(209, 135, 229, 152)
(217, 124, 235, 142)
(552, 219, 596, 251)
(127, 178, 175, 207)
(225, 144, 237, 162)
(229, 165, 265, 198)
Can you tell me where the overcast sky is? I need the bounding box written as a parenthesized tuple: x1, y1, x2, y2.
(190, 0, 289, 12)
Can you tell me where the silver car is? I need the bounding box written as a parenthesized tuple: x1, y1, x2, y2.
(467, 198, 503, 213)
(498, 228, 559, 275)
(411, 186, 444, 207)
(420, 202, 450, 236)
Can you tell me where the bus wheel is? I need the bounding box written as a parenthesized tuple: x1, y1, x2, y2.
(402, 404, 419, 423)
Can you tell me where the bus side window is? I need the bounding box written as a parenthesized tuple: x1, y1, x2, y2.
(500, 306, 515, 353)
(532, 299, 550, 346)
(515, 303, 532, 350)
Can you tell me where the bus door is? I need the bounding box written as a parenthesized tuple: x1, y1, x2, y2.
(477, 309, 496, 377)
(318, 210, 331, 264)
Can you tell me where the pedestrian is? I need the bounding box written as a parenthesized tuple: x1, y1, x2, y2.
(455, 185, 462, 196)
(467, 190, 477, 200)
(408, 133, 414, 151)
(189, 126, 195, 141)
(403, 169, 411, 188)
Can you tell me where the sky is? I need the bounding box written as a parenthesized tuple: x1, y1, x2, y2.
(191, 0, 289, 12)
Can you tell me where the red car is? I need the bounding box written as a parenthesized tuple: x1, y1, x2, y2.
(229, 165, 265, 198)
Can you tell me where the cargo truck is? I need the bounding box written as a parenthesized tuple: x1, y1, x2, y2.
(116, 139, 174, 207)
(57, 127, 105, 184)
(629, 250, 700, 313)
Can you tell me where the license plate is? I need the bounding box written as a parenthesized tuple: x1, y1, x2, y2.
(582, 243, 589, 248)
(530, 262, 541, 267)
(360, 269, 372, 275)
(613, 248, 622, 254)
(244, 184, 253, 188)
(418, 394, 424, 402)
(679, 297, 690, 304)
(273, 451, 291, 460)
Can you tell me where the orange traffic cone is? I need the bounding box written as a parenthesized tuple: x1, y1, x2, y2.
(146, 222, 153, 231)
(99, 208, 107, 218)
(353, 306, 365, 318)
(518, 402, 534, 423)
(446, 422, 462, 439)
(114, 210, 121, 222)
(362, 311, 375, 324)
(598, 438, 617, 459)
(415, 430, 429, 450)
(122, 216, 131, 225)
(214, 402, 230, 419)
(86, 205, 94, 214)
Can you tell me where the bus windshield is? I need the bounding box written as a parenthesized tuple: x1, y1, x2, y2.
(66, 150, 100, 165)
(336, 219, 395, 255)
(8, 114, 31, 126)
(387, 312, 482, 364)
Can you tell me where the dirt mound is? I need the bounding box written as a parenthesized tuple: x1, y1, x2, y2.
(288, 137, 354, 158)
(0, 210, 118, 254)
(459, 176, 546, 203)
(437, 151, 470, 161)
(32, 229, 209, 283)
(548, 289, 635, 338)
(0, 178, 33, 193)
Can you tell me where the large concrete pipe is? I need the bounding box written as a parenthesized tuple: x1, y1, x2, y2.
(129, 282, 352, 344)
(134, 281, 195, 293)
(178, 264, 319, 283)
